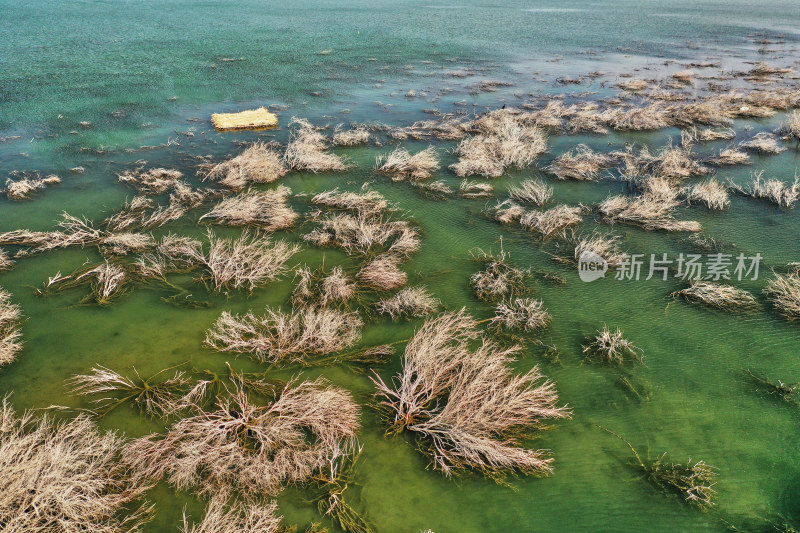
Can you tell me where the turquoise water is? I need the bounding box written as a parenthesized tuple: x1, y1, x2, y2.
(2, 1, 800, 532)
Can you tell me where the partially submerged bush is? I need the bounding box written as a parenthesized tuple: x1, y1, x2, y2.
(293, 265, 357, 308)
(450, 117, 547, 178)
(305, 213, 419, 256)
(376, 146, 440, 180)
(181, 494, 282, 533)
(332, 124, 371, 146)
(376, 286, 439, 320)
(0, 248, 12, 271)
(372, 310, 570, 478)
(731, 171, 799, 207)
(508, 178, 552, 205)
(285, 118, 348, 172)
(764, 270, 800, 320)
(492, 199, 526, 224)
(357, 254, 408, 290)
(599, 193, 701, 232)
(205, 306, 362, 364)
(470, 248, 530, 302)
(459, 180, 494, 198)
(0, 289, 22, 368)
(583, 326, 641, 364)
(545, 144, 613, 181)
(311, 188, 390, 218)
(706, 147, 749, 166)
(573, 232, 627, 266)
(684, 178, 730, 210)
(777, 110, 800, 143)
(673, 281, 757, 312)
(0, 399, 153, 533)
(3, 173, 60, 200)
(205, 143, 288, 189)
(200, 186, 297, 231)
(123, 378, 359, 497)
(39, 260, 130, 306)
(520, 205, 582, 237)
(491, 298, 551, 332)
(118, 167, 184, 194)
(740, 132, 787, 155)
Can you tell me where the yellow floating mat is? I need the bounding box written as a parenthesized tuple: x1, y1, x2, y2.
(211, 107, 278, 131)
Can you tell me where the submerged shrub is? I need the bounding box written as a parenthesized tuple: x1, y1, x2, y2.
(3, 173, 60, 200)
(376, 286, 440, 320)
(205, 142, 288, 189)
(0, 289, 22, 368)
(684, 178, 730, 210)
(583, 326, 641, 364)
(118, 167, 184, 194)
(200, 186, 298, 231)
(181, 494, 282, 533)
(731, 171, 799, 208)
(491, 298, 551, 332)
(765, 270, 800, 320)
(673, 281, 757, 312)
(285, 118, 348, 172)
(520, 205, 582, 237)
(376, 146, 440, 180)
(508, 178, 552, 205)
(470, 248, 530, 302)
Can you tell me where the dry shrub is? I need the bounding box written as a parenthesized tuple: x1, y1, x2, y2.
(617, 79, 650, 91)
(450, 116, 547, 178)
(740, 132, 787, 155)
(668, 100, 734, 128)
(205, 306, 362, 363)
(376, 286, 439, 320)
(200, 186, 297, 231)
(599, 191, 701, 232)
(731, 171, 799, 207)
(118, 167, 184, 194)
(100, 232, 155, 256)
(493, 199, 526, 224)
(357, 254, 408, 290)
(459, 180, 494, 198)
(674, 281, 757, 311)
(372, 310, 570, 478)
(520, 205, 582, 237)
(696, 127, 735, 142)
(706, 148, 749, 166)
(491, 298, 551, 332)
(3, 173, 60, 200)
(573, 232, 627, 266)
(123, 379, 359, 497)
(205, 143, 288, 189)
(748, 61, 790, 77)
(1, 212, 104, 255)
(0, 248, 14, 271)
(0, 399, 153, 533)
(305, 212, 418, 256)
(765, 271, 800, 320)
(311, 188, 390, 218)
(605, 104, 670, 131)
(73, 260, 129, 305)
(285, 118, 348, 172)
(470, 248, 530, 302)
(684, 178, 730, 210)
(293, 265, 357, 308)
(332, 125, 371, 146)
(545, 144, 613, 181)
(777, 110, 800, 142)
(376, 146, 440, 180)
(200, 230, 300, 292)
(672, 70, 694, 83)
(0, 289, 22, 368)
(583, 326, 641, 364)
(181, 495, 282, 533)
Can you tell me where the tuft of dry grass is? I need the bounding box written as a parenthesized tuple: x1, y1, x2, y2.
(3, 173, 61, 200)
(520, 205, 582, 237)
(459, 180, 494, 198)
(376, 146, 440, 180)
(199, 230, 300, 292)
(118, 167, 184, 194)
(181, 494, 283, 533)
(573, 232, 627, 266)
(450, 116, 547, 178)
(376, 286, 440, 320)
(599, 191, 701, 232)
(545, 144, 613, 181)
(372, 309, 570, 478)
(493, 199, 526, 224)
(673, 281, 757, 312)
(0, 289, 23, 368)
(731, 171, 799, 207)
(491, 298, 551, 332)
(99, 232, 155, 256)
(205, 143, 288, 189)
(764, 271, 800, 320)
(293, 265, 357, 308)
(305, 212, 418, 256)
(357, 254, 408, 290)
(470, 248, 530, 302)
(0, 398, 154, 533)
(777, 110, 800, 142)
(684, 178, 730, 210)
(0, 248, 14, 271)
(311, 188, 389, 218)
(706, 147, 750, 166)
(123, 378, 359, 497)
(583, 326, 641, 364)
(617, 79, 650, 91)
(508, 178, 552, 205)
(200, 186, 297, 231)
(332, 124, 371, 146)
(740, 132, 787, 155)
(205, 306, 362, 363)
(285, 118, 348, 172)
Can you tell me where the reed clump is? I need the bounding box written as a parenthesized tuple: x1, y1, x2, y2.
(545, 144, 613, 181)
(731, 171, 799, 207)
(573, 233, 627, 267)
(491, 298, 551, 332)
(332, 124, 371, 146)
(777, 110, 800, 143)
(376, 286, 440, 320)
(122, 378, 360, 498)
(118, 167, 184, 194)
(205, 143, 288, 189)
(706, 147, 749, 166)
(293, 265, 357, 308)
(508, 178, 552, 205)
(311, 188, 390, 218)
(459, 180, 494, 198)
(599, 192, 701, 232)
(181, 494, 283, 533)
(357, 254, 408, 291)
(372, 310, 570, 479)
(764, 270, 800, 320)
(470, 248, 530, 302)
(0, 289, 22, 368)
(3, 173, 61, 200)
(0, 398, 154, 533)
(673, 281, 757, 311)
(39, 260, 130, 305)
(285, 118, 348, 172)
(376, 146, 440, 180)
(583, 326, 641, 364)
(205, 306, 362, 364)
(200, 186, 298, 231)
(305, 213, 419, 257)
(493, 199, 526, 224)
(740, 132, 787, 155)
(0, 248, 13, 271)
(450, 116, 547, 178)
(684, 178, 730, 210)
(520, 205, 582, 237)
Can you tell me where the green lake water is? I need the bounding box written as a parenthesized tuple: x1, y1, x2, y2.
(2, 1, 800, 531)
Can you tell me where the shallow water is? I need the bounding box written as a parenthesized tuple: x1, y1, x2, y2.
(2, 1, 800, 532)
